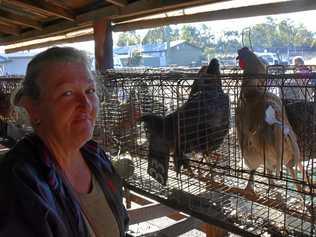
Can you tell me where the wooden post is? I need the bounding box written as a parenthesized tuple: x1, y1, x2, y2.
(93, 18, 113, 72)
(201, 223, 226, 237)
(124, 186, 132, 209)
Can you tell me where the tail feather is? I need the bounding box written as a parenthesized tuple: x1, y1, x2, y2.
(141, 114, 165, 134)
(286, 127, 301, 166)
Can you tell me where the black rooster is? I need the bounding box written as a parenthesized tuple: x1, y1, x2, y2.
(285, 101, 316, 184)
(141, 59, 230, 185)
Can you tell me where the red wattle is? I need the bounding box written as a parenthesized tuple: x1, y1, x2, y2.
(239, 59, 246, 69)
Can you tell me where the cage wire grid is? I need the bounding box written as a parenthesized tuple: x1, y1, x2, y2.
(0, 68, 316, 236)
(96, 67, 316, 237)
(0, 76, 23, 146)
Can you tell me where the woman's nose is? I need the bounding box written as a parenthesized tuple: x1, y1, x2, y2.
(78, 93, 93, 111)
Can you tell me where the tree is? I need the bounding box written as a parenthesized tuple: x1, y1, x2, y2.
(142, 26, 179, 44)
(216, 30, 242, 56)
(180, 25, 201, 47)
(249, 17, 315, 50)
(249, 17, 279, 49)
(179, 24, 215, 59)
(117, 31, 141, 47)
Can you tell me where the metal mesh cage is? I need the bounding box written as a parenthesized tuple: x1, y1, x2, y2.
(0, 67, 315, 236)
(97, 66, 316, 236)
(0, 76, 24, 146)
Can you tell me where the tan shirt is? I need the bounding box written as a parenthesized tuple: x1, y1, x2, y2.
(77, 175, 120, 237)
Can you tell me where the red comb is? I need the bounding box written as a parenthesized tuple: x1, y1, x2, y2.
(239, 58, 246, 69)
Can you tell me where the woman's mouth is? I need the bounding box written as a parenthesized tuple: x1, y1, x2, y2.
(73, 114, 93, 122)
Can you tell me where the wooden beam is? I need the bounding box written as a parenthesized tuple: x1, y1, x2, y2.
(4, 34, 93, 53)
(76, 5, 119, 22)
(141, 216, 204, 237)
(0, 148, 9, 155)
(0, 22, 90, 45)
(2, 0, 75, 21)
(201, 223, 226, 237)
(128, 203, 175, 225)
(93, 18, 113, 71)
(3, 0, 315, 48)
(112, 0, 316, 32)
(167, 212, 187, 221)
(0, 24, 20, 36)
(112, 0, 230, 23)
(0, 9, 42, 30)
(106, 0, 127, 8)
(77, 0, 228, 23)
(111, 0, 229, 20)
(129, 192, 152, 206)
(0, 0, 225, 46)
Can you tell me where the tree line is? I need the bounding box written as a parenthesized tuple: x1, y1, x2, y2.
(116, 17, 316, 60)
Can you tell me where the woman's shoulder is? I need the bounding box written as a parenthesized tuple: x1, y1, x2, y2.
(2, 135, 40, 167)
(82, 140, 113, 170)
(0, 134, 47, 189)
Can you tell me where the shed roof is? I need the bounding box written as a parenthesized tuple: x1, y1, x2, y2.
(0, 55, 8, 63)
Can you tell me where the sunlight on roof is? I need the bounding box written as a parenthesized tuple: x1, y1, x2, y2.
(5, 28, 93, 52)
(120, 0, 292, 22)
(187, 0, 291, 14)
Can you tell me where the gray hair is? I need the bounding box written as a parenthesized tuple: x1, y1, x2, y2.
(14, 46, 91, 105)
(292, 56, 304, 66)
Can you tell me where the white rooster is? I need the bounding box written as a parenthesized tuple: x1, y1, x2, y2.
(236, 47, 302, 195)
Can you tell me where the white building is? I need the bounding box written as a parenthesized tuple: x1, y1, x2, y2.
(0, 52, 37, 76)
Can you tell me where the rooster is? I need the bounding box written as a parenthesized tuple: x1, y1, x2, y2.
(142, 59, 230, 185)
(285, 101, 316, 185)
(236, 47, 301, 195)
(94, 92, 141, 157)
(0, 90, 13, 119)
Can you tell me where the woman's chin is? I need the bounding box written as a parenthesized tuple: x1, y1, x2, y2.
(71, 124, 94, 142)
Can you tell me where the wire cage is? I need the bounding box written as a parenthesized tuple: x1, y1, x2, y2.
(0, 76, 24, 147)
(97, 66, 316, 237)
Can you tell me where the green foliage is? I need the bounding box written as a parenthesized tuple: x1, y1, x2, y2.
(116, 17, 316, 60)
(249, 17, 315, 48)
(117, 31, 141, 47)
(143, 26, 179, 44)
(216, 30, 242, 56)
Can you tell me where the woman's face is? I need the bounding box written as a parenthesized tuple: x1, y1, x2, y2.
(33, 62, 99, 149)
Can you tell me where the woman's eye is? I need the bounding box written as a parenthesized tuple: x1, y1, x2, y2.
(62, 91, 73, 96)
(87, 88, 96, 94)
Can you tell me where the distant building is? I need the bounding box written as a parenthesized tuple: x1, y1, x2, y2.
(0, 55, 7, 75)
(0, 52, 36, 76)
(114, 40, 204, 67)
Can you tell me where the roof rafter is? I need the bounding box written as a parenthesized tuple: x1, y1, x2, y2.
(2, 0, 75, 21)
(78, 0, 228, 22)
(105, 0, 127, 8)
(0, 22, 90, 45)
(0, 9, 42, 30)
(0, 24, 20, 36)
(113, 0, 316, 31)
(113, 0, 229, 20)
(1, 0, 228, 45)
(4, 34, 94, 53)
(2, 0, 316, 49)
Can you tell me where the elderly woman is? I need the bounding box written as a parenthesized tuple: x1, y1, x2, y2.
(283, 56, 313, 101)
(0, 47, 128, 236)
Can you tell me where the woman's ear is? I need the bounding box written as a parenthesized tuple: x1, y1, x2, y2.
(19, 97, 40, 124)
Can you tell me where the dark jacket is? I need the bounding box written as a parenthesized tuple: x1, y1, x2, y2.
(0, 134, 129, 237)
